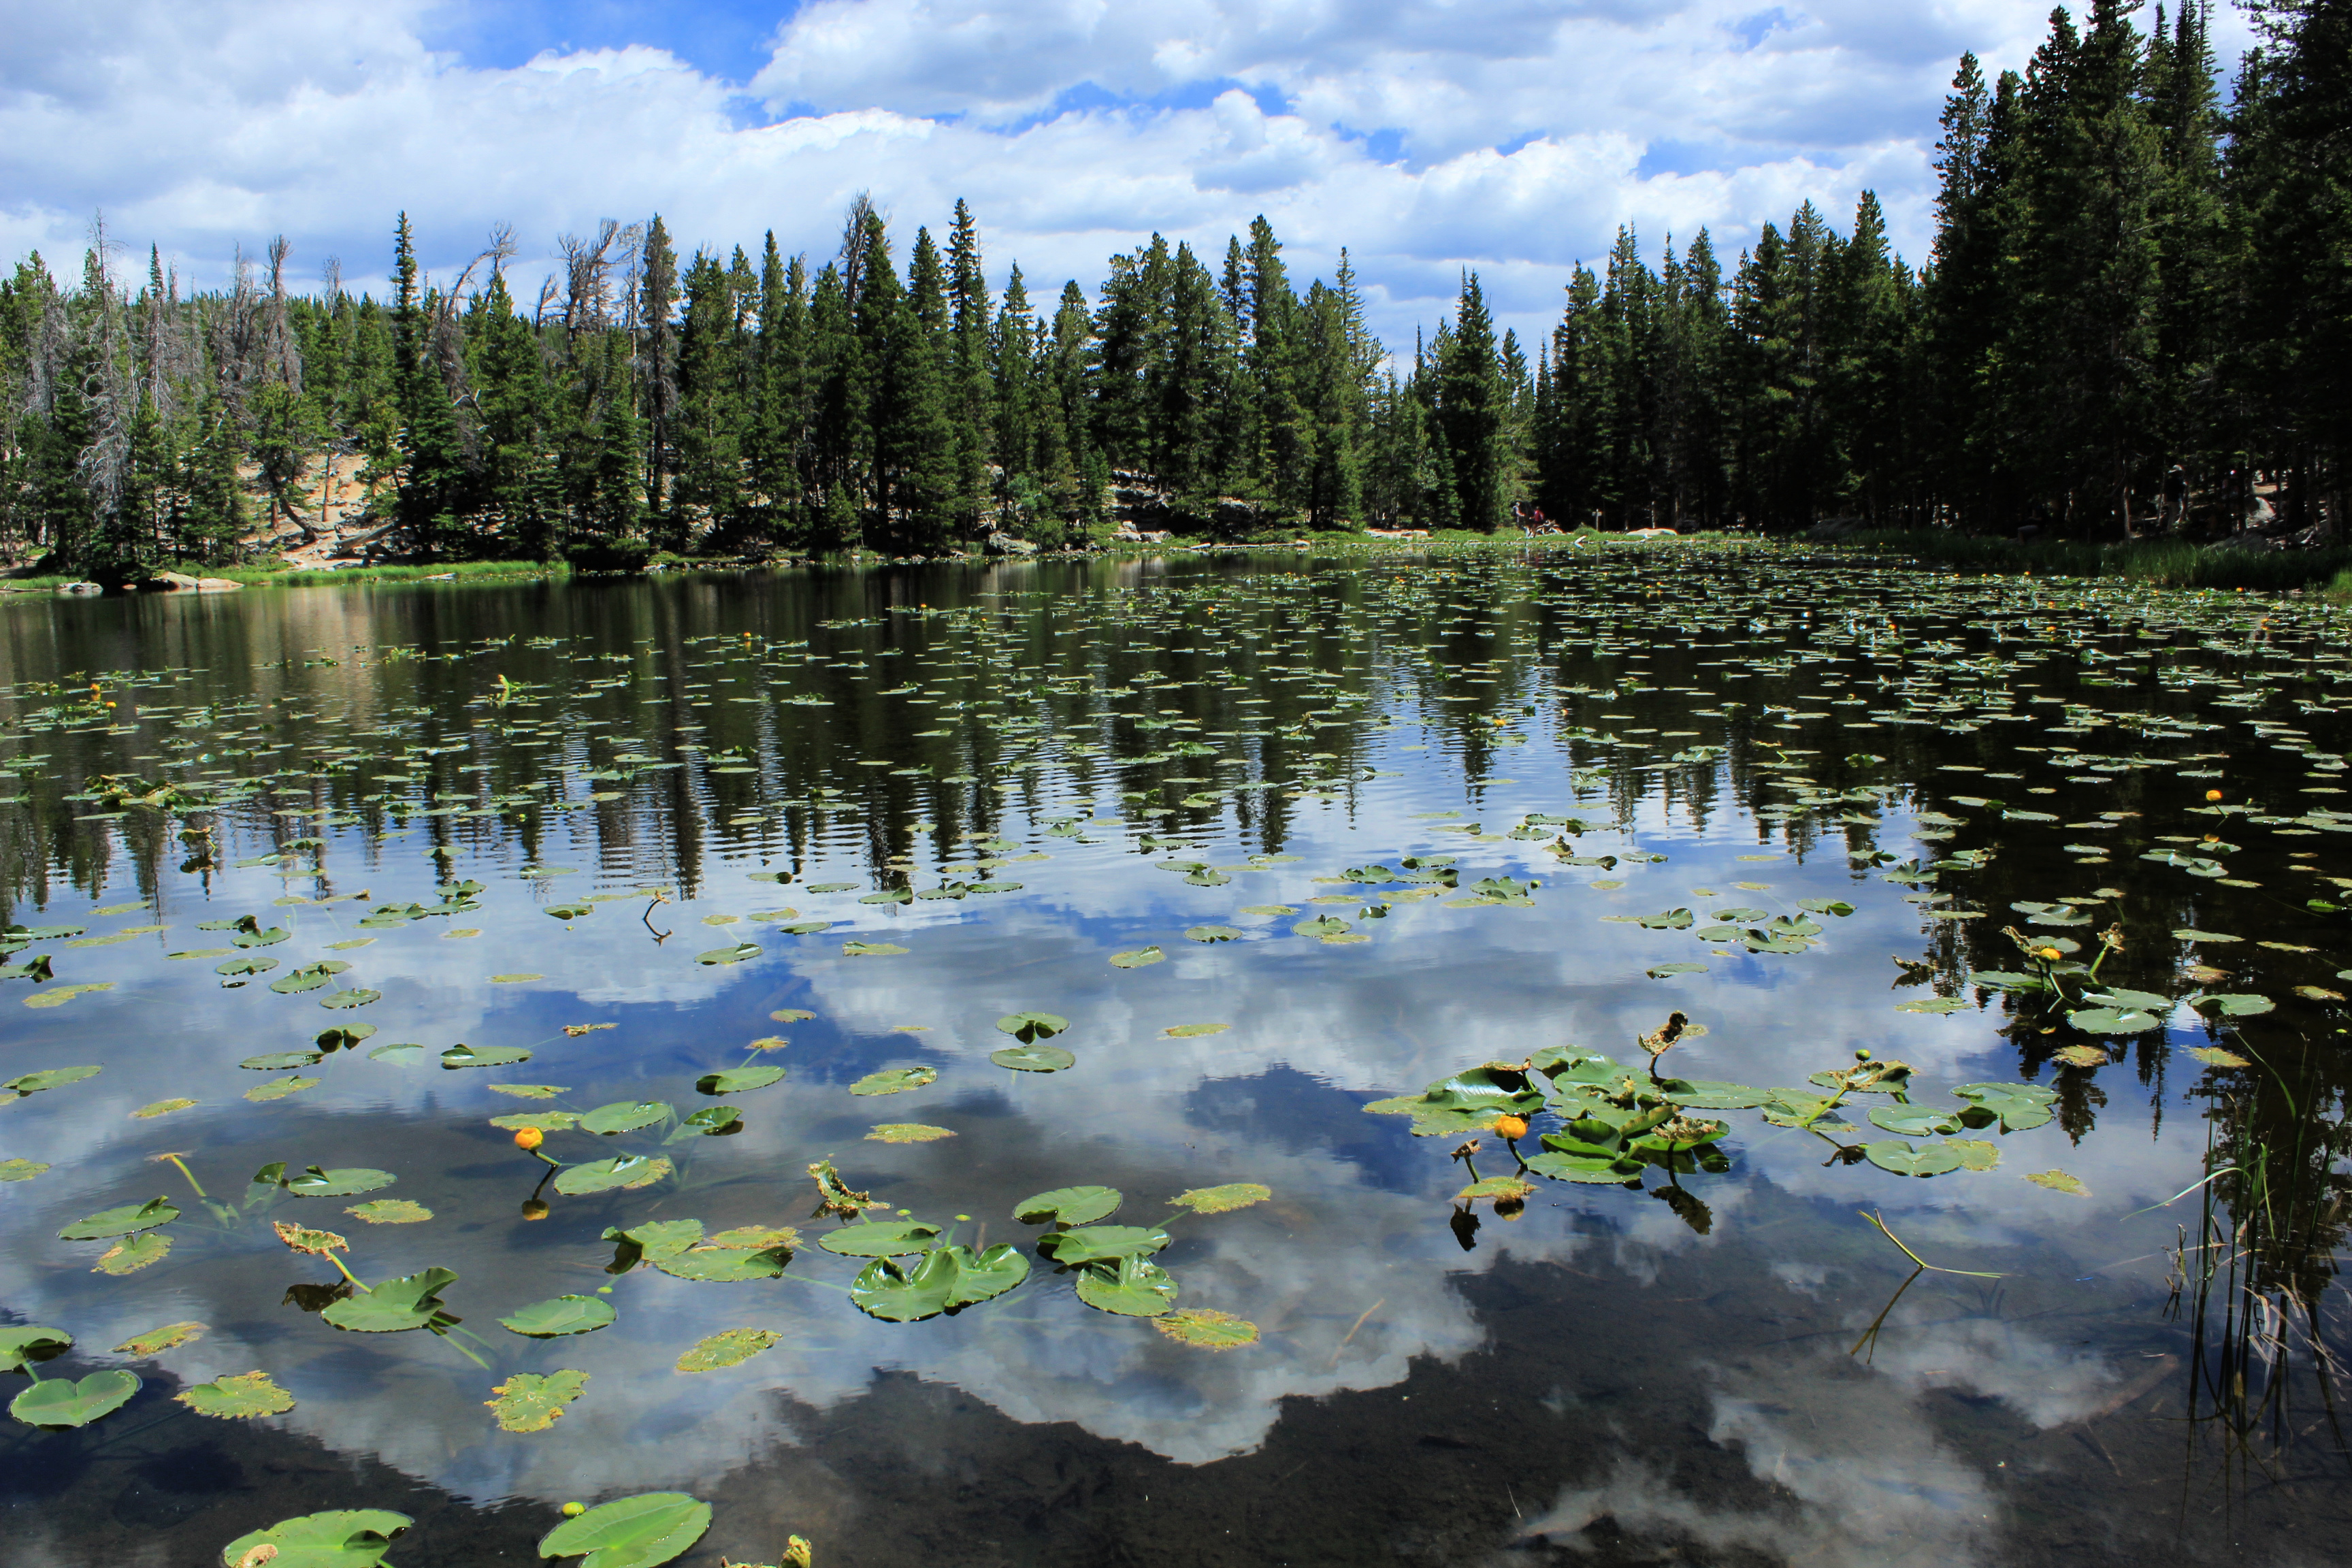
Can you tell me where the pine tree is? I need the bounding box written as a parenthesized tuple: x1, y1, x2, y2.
(638, 214, 681, 534)
(390, 214, 469, 556)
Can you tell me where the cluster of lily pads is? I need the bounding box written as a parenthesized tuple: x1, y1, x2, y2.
(204, 1491, 798, 1568)
(1, 540, 2349, 1549)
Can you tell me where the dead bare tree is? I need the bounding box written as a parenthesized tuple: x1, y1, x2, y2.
(838, 190, 876, 310)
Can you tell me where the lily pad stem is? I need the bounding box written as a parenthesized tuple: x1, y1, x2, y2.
(1862, 1209, 2002, 1279)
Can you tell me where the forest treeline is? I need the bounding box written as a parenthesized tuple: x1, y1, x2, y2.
(0, 1, 2345, 575)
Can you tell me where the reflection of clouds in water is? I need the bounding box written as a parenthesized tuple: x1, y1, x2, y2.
(1512, 1368, 2005, 1568)
(1860, 1314, 2119, 1431)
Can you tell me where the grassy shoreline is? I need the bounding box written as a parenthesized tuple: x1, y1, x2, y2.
(1820, 528, 2352, 593)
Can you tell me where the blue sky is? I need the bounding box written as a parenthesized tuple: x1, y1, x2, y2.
(0, 1, 2256, 353)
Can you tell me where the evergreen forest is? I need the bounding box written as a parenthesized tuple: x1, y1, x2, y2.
(1, 2, 2345, 576)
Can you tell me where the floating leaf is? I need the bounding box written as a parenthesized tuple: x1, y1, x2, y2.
(581, 1100, 672, 1134)
(1154, 1309, 1258, 1350)
(1169, 1182, 1270, 1215)
(288, 1166, 395, 1198)
(178, 1371, 295, 1420)
(113, 1322, 203, 1357)
(2025, 1169, 2089, 1196)
(95, 1233, 172, 1274)
(1895, 997, 1970, 1014)
(2053, 1044, 2112, 1068)
(131, 1098, 197, 1120)
(2191, 992, 2274, 1017)
(220, 1511, 412, 1568)
(442, 1044, 533, 1069)
(346, 1199, 433, 1225)
(994, 1011, 1069, 1043)
(321, 1267, 459, 1333)
(2185, 1045, 2252, 1068)
(990, 1043, 1075, 1072)
(1647, 962, 1709, 978)
(1184, 925, 1243, 943)
(849, 1066, 936, 1096)
(696, 943, 760, 966)
(1075, 1256, 1179, 1318)
(553, 1156, 672, 1195)
(1162, 1022, 1230, 1038)
(536, 1492, 715, 1568)
(696, 1064, 786, 1095)
(0, 1326, 71, 1371)
(59, 1195, 178, 1240)
(500, 1296, 617, 1338)
(850, 1244, 1030, 1322)
(489, 1370, 589, 1433)
(2065, 1007, 2163, 1036)
(1014, 1186, 1122, 1226)
(11, 1370, 140, 1428)
(867, 1123, 955, 1143)
(5, 1065, 101, 1096)
(1109, 945, 1166, 968)
(676, 1328, 780, 1373)
(1864, 1140, 1963, 1177)
(0, 1159, 48, 1182)
(1945, 1138, 2002, 1172)
(817, 1218, 941, 1257)
(1037, 1224, 1171, 1267)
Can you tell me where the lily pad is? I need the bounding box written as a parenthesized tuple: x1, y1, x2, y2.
(346, 1199, 433, 1225)
(321, 1267, 459, 1333)
(695, 1064, 786, 1095)
(442, 1044, 534, 1069)
(1037, 1224, 1171, 1267)
(676, 1328, 781, 1373)
(95, 1234, 172, 1274)
(1163, 1023, 1230, 1038)
(867, 1123, 956, 1143)
(500, 1296, 617, 1338)
(0, 1325, 71, 1372)
(1110, 945, 1167, 968)
(5, 1065, 101, 1096)
(817, 1218, 941, 1257)
(1074, 1256, 1179, 1318)
(990, 1044, 1075, 1072)
(1169, 1183, 1270, 1215)
(2025, 1169, 2089, 1196)
(2191, 992, 2274, 1017)
(1154, 1309, 1258, 1350)
(994, 1011, 1070, 1043)
(581, 1100, 673, 1135)
(849, 1066, 936, 1096)
(11, 1369, 140, 1428)
(131, 1098, 198, 1119)
(1015, 1186, 1123, 1226)
(1864, 1140, 1963, 1177)
(696, 943, 760, 966)
(59, 1195, 178, 1240)
(842, 941, 908, 957)
(553, 1156, 672, 1195)
(489, 1370, 589, 1433)
(849, 1244, 1030, 1322)
(220, 1511, 412, 1568)
(289, 1166, 396, 1198)
(178, 1371, 295, 1420)
(2185, 1045, 2252, 1067)
(0, 1159, 48, 1182)
(113, 1322, 203, 1357)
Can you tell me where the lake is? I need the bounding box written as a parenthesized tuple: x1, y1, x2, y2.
(1, 544, 2346, 1567)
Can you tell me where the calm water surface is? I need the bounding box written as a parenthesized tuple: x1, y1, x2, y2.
(1, 548, 2347, 1567)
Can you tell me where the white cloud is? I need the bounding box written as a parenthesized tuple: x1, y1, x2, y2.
(0, 0, 2260, 354)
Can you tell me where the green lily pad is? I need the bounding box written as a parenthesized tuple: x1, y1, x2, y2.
(1895, 997, 1970, 1014)
(1036, 1224, 1171, 1267)
(442, 1044, 533, 1068)
(59, 1195, 178, 1240)
(11, 1369, 140, 1428)
(0, 1325, 71, 1371)
(990, 1043, 1076, 1072)
(95, 1233, 173, 1274)
(0, 1159, 49, 1182)
(849, 1066, 936, 1096)
(695, 1064, 786, 1095)
(5, 1065, 101, 1096)
(346, 1199, 433, 1224)
(867, 1123, 955, 1143)
(1163, 1023, 1230, 1038)
(1945, 1138, 2002, 1171)
(653, 1239, 795, 1282)
(842, 941, 907, 957)
(288, 1166, 395, 1198)
(817, 1218, 941, 1257)
(114, 1321, 203, 1357)
(581, 1100, 673, 1134)
(321, 1267, 459, 1333)
(1154, 1308, 1258, 1349)
(2025, 1169, 2089, 1196)
(319, 989, 381, 1010)
(994, 1011, 1069, 1043)
(537, 1492, 712, 1568)
(1867, 1106, 1963, 1137)
(489, 1370, 589, 1432)
(219, 1510, 412, 1568)
(696, 943, 760, 966)
(1074, 1256, 1179, 1318)
(850, 1243, 1030, 1322)
(1864, 1140, 1963, 1177)
(2066, 1005, 2165, 1035)
(1109, 945, 1167, 968)
(553, 1156, 672, 1195)
(1169, 1183, 1269, 1215)
(500, 1296, 617, 1338)
(1014, 1186, 1122, 1226)
(2191, 992, 2274, 1017)
(676, 1328, 781, 1373)
(177, 1371, 295, 1420)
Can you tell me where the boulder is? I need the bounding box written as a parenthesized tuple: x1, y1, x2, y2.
(60, 581, 102, 595)
(983, 532, 1039, 557)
